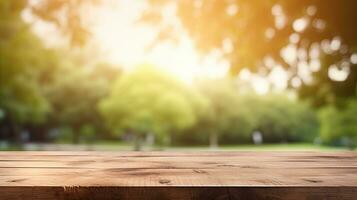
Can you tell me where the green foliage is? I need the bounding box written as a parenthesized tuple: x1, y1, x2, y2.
(241, 94, 318, 143)
(99, 65, 199, 146)
(142, 0, 357, 105)
(79, 124, 96, 144)
(319, 100, 357, 149)
(195, 79, 254, 146)
(0, 0, 348, 148)
(55, 126, 75, 144)
(177, 86, 318, 146)
(143, 1, 357, 69)
(0, 0, 119, 143)
(44, 61, 118, 143)
(0, 0, 50, 125)
(30, 0, 100, 46)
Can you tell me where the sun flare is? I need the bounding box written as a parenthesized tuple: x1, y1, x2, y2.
(90, 1, 231, 84)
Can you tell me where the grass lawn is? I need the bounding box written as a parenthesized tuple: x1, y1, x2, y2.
(92, 141, 351, 151)
(165, 143, 350, 151)
(1, 141, 352, 151)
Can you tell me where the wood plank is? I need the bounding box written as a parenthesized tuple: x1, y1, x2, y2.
(0, 186, 356, 200)
(0, 151, 356, 199)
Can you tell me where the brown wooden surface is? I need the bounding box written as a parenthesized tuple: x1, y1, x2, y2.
(0, 151, 356, 199)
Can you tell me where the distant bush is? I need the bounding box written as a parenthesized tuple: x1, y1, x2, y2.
(239, 94, 318, 143)
(319, 100, 357, 149)
(195, 79, 255, 147)
(174, 91, 319, 146)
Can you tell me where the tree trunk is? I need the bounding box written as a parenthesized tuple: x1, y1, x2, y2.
(165, 134, 171, 147)
(72, 126, 80, 144)
(133, 135, 143, 151)
(12, 125, 24, 150)
(145, 133, 155, 147)
(347, 137, 356, 150)
(8, 117, 22, 147)
(13, 125, 21, 145)
(209, 132, 218, 149)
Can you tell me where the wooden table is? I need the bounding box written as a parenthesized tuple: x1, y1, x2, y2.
(0, 151, 356, 200)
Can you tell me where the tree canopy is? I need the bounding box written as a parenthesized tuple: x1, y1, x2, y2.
(319, 100, 357, 149)
(99, 65, 202, 149)
(194, 79, 254, 147)
(0, 0, 50, 130)
(140, 0, 357, 106)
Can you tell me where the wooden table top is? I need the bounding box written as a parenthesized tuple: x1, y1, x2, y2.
(0, 151, 357, 200)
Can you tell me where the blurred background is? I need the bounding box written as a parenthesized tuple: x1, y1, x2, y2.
(0, 0, 356, 151)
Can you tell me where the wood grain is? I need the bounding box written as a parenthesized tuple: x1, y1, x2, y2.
(0, 151, 356, 199)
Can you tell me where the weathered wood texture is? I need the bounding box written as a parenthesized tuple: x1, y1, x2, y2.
(0, 151, 356, 200)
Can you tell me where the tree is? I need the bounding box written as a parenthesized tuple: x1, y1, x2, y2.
(176, 90, 318, 146)
(0, 0, 50, 143)
(141, 0, 357, 105)
(44, 60, 118, 144)
(99, 65, 198, 150)
(319, 100, 357, 149)
(195, 79, 254, 148)
(241, 94, 318, 143)
(29, 0, 100, 46)
(0, 0, 124, 145)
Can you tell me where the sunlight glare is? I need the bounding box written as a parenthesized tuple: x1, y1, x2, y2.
(91, 1, 230, 84)
(328, 64, 350, 82)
